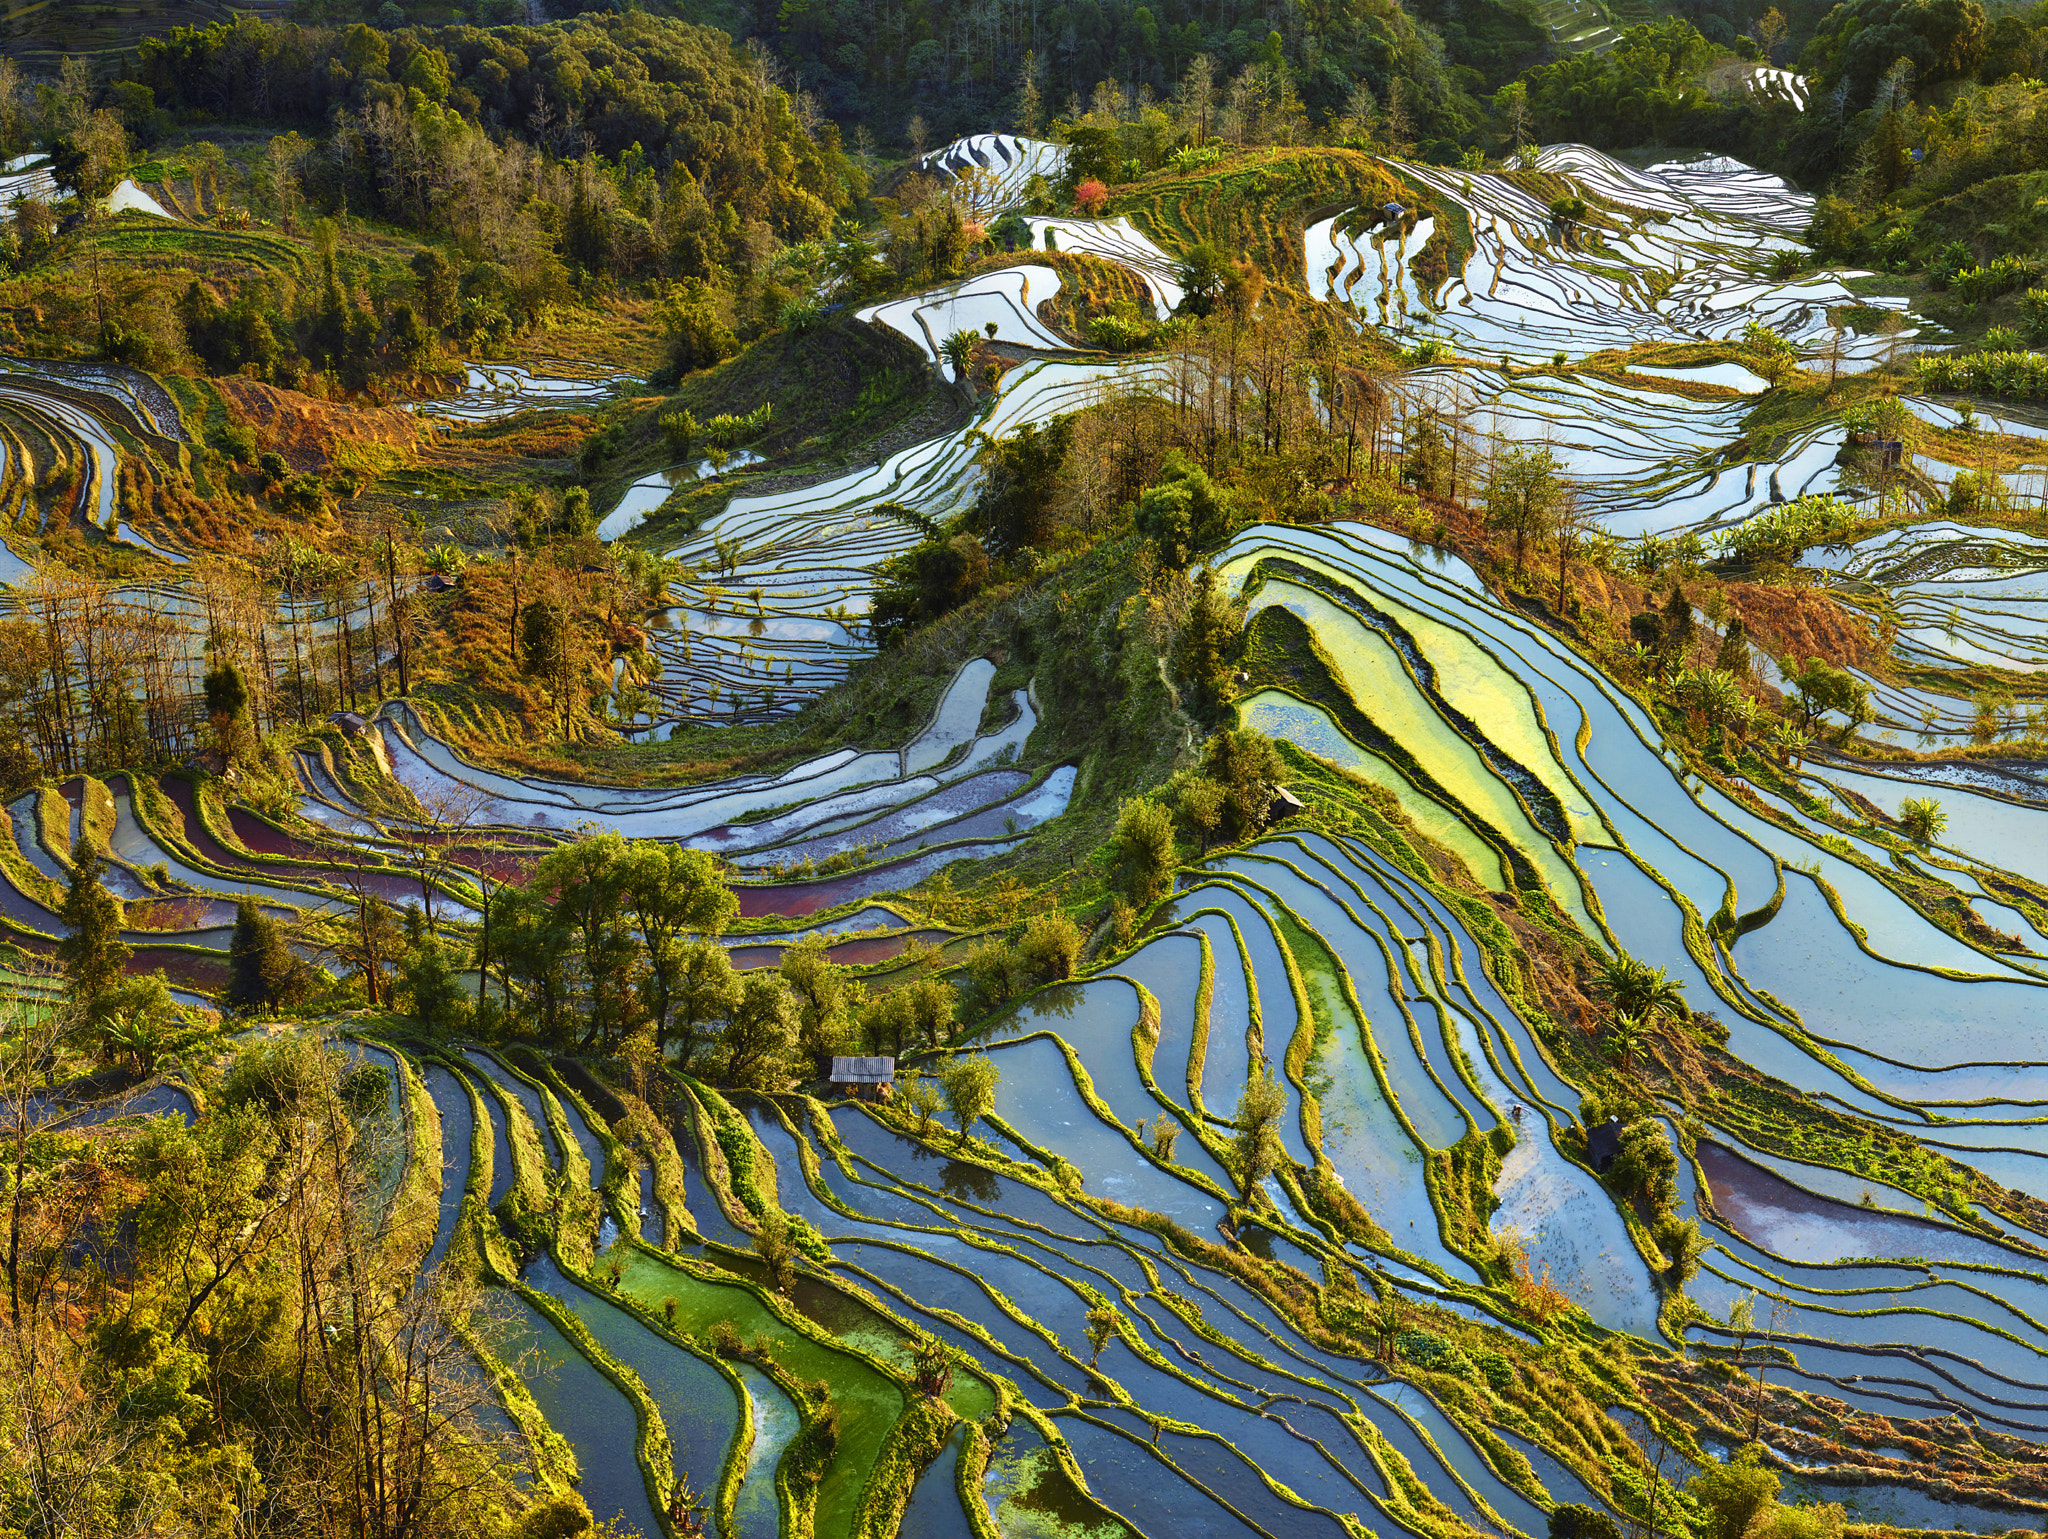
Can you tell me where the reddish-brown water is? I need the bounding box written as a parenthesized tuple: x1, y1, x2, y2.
(155, 775, 422, 904)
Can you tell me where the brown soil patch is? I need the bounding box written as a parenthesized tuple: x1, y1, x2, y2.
(1723, 582, 1887, 674)
(216, 379, 425, 475)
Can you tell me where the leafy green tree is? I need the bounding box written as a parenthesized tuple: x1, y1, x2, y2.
(652, 288, 740, 385)
(1654, 1212, 1710, 1287)
(1550, 1505, 1622, 1539)
(1788, 657, 1871, 736)
(753, 1210, 798, 1292)
(1174, 775, 1227, 851)
(399, 907, 470, 1034)
(618, 842, 737, 1044)
(1659, 585, 1696, 666)
(1742, 322, 1801, 385)
(781, 932, 864, 1061)
(51, 109, 128, 206)
(1801, 0, 1989, 109)
(1229, 1062, 1289, 1198)
(1172, 242, 1232, 317)
(939, 328, 979, 391)
(1084, 1303, 1120, 1365)
(1202, 727, 1287, 842)
(58, 854, 129, 1020)
(411, 247, 459, 331)
(1151, 1115, 1180, 1161)
(1689, 1444, 1781, 1539)
(971, 416, 1074, 555)
(939, 1053, 999, 1144)
(1016, 911, 1083, 982)
(1595, 953, 1687, 1021)
(1109, 797, 1177, 903)
(665, 938, 741, 1071)
(1484, 445, 1563, 573)
(869, 531, 991, 648)
(1137, 452, 1236, 567)
(203, 659, 253, 763)
(902, 1076, 945, 1139)
(861, 973, 955, 1055)
(1715, 615, 1751, 677)
(1179, 564, 1241, 720)
(1403, 415, 1450, 496)
(718, 973, 801, 1091)
(499, 835, 647, 1050)
(1519, 19, 1720, 145)
(1606, 1119, 1679, 1212)
(1493, 80, 1533, 150)
(227, 897, 306, 1015)
(94, 974, 179, 1075)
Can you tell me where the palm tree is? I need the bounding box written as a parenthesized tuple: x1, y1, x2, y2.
(1595, 954, 1686, 1022)
(1768, 720, 1808, 767)
(98, 1008, 161, 1077)
(1604, 1010, 1648, 1071)
(940, 328, 979, 391)
(1898, 796, 1948, 846)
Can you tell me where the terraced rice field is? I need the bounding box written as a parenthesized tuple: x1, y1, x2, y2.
(918, 133, 1067, 211)
(36, 132, 2048, 1537)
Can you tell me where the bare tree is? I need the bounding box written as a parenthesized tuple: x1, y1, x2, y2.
(387, 782, 492, 930)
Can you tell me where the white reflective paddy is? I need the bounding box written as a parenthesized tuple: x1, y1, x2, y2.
(1024, 216, 1184, 317)
(857, 265, 1070, 369)
(416, 363, 624, 422)
(918, 133, 1066, 209)
(1316, 144, 1910, 367)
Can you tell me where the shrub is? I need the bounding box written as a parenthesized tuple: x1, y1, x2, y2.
(1946, 468, 2012, 518)
(1470, 1348, 1515, 1388)
(989, 210, 1032, 250)
(1073, 178, 1108, 215)
(1927, 240, 1973, 290)
(1136, 451, 1236, 567)
(1085, 313, 1155, 352)
(1689, 1445, 1780, 1539)
(1016, 910, 1082, 981)
(660, 408, 698, 455)
(1953, 254, 2043, 304)
(1712, 494, 1859, 565)
(1551, 1505, 1623, 1539)
(1108, 797, 1176, 903)
(1898, 795, 1948, 844)
(2023, 288, 2048, 340)
(1914, 350, 2048, 397)
(704, 401, 772, 449)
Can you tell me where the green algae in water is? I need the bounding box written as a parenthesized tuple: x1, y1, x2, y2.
(733, 1362, 798, 1539)
(526, 1255, 741, 1518)
(984, 1424, 1134, 1539)
(1250, 545, 1604, 843)
(612, 1248, 905, 1539)
(1243, 580, 1591, 929)
(1239, 689, 1506, 890)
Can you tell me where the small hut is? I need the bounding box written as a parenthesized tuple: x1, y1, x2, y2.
(1586, 1117, 1624, 1173)
(830, 1056, 896, 1103)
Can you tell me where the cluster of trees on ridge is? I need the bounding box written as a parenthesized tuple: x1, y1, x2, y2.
(0, 17, 857, 390)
